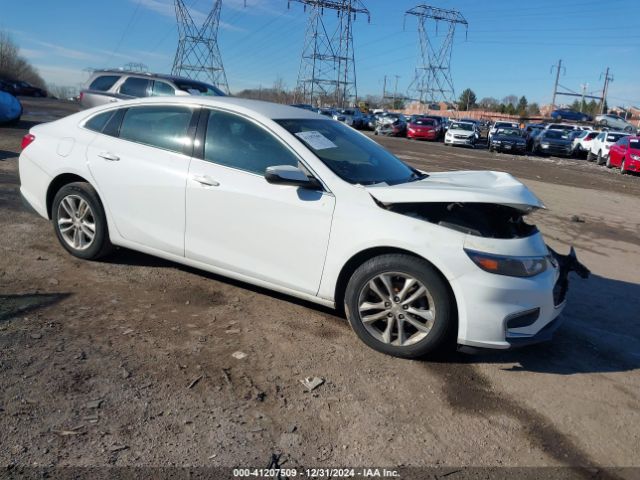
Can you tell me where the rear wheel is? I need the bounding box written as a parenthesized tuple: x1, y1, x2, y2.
(52, 182, 113, 260)
(587, 150, 595, 162)
(596, 150, 604, 165)
(606, 154, 613, 168)
(344, 254, 455, 359)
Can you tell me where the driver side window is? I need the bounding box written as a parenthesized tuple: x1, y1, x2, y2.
(203, 110, 299, 175)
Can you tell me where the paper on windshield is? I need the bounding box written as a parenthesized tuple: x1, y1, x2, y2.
(295, 131, 337, 150)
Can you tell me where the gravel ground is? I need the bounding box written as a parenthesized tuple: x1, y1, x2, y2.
(1, 99, 639, 478)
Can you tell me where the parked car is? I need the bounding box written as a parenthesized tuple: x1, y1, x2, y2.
(595, 114, 636, 133)
(524, 123, 545, 152)
(550, 109, 592, 122)
(488, 127, 526, 154)
(571, 130, 599, 157)
(79, 70, 225, 109)
(533, 129, 573, 157)
(334, 108, 364, 129)
(445, 121, 478, 148)
(0, 90, 22, 125)
(290, 103, 315, 111)
(606, 136, 640, 174)
(587, 131, 631, 164)
(374, 114, 407, 136)
(407, 117, 441, 141)
(0, 78, 17, 95)
(10, 81, 47, 97)
(488, 121, 519, 143)
(18, 96, 588, 358)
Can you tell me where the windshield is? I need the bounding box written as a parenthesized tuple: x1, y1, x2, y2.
(544, 130, 570, 139)
(607, 133, 628, 143)
(412, 118, 435, 126)
(451, 122, 473, 131)
(630, 139, 639, 149)
(276, 118, 421, 186)
(496, 128, 521, 137)
(173, 80, 225, 96)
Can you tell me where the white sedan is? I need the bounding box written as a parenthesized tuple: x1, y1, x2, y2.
(19, 97, 588, 358)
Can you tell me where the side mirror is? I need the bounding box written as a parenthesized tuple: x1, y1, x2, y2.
(265, 165, 323, 190)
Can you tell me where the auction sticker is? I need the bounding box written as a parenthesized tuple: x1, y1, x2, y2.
(295, 131, 337, 150)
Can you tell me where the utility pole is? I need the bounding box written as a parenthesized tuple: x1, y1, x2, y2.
(290, 0, 370, 108)
(550, 59, 564, 109)
(599, 67, 613, 114)
(382, 75, 387, 101)
(405, 5, 468, 106)
(393, 75, 400, 108)
(172, 0, 230, 94)
(580, 83, 588, 112)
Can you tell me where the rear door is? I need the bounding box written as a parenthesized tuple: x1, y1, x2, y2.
(86, 104, 198, 255)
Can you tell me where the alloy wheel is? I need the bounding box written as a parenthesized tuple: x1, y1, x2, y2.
(357, 272, 436, 347)
(57, 195, 96, 251)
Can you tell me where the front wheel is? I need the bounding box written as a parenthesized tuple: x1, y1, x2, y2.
(52, 182, 113, 260)
(596, 150, 604, 165)
(344, 254, 455, 359)
(621, 157, 628, 175)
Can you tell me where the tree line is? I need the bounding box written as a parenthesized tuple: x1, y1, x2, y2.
(0, 32, 45, 89)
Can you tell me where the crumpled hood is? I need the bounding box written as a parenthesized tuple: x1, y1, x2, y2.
(366, 170, 544, 211)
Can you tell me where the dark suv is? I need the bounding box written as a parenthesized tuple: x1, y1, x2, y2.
(80, 70, 225, 109)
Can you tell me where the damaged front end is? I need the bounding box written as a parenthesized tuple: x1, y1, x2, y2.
(382, 201, 538, 239)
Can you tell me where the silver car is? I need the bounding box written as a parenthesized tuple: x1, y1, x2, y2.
(79, 70, 225, 109)
(595, 114, 636, 133)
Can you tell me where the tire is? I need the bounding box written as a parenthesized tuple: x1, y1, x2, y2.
(605, 154, 613, 168)
(52, 182, 113, 260)
(344, 254, 455, 359)
(621, 157, 628, 175)
(596, 150, 604, 165)
(587, 150, 595, 162)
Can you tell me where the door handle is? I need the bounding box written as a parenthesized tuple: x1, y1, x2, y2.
(98, 151, 120, 161)
(192, 175, 220, 187)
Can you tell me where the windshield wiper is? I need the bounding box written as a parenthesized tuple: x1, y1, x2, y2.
(408, 171, 429, 182)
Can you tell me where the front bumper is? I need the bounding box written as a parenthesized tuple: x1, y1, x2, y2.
(408, 129, 437, 139)
(493, 143, 526, 153)
(540, 144, 572, 156)
(445, 136, 475, 146)
(454, 246, 589, 350)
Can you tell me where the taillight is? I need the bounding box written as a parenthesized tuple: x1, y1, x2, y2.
(21, 134, 35, 150)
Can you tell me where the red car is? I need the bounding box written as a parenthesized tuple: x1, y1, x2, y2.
(407, 117, 440, 141)
(607, 136, 640, 174)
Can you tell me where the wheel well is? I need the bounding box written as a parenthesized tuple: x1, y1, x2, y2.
(46, 173, 89, 219)
(333, 247, 458, 321)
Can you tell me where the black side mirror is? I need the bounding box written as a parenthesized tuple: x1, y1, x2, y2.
(265, 165, 323, 190)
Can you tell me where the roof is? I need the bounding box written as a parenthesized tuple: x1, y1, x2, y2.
(102, 95, 324, 121)
(89, 70, 215, 86)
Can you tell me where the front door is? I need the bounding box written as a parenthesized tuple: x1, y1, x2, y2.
(185, 109, 335, 295)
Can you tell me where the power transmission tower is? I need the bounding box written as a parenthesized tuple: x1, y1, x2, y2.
(290, 0, 370, 108)
(172, 0, 230, 94)
(405, 5, 467, 107)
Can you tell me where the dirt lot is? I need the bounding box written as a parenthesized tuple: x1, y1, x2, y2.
(1, 99, 639, 478)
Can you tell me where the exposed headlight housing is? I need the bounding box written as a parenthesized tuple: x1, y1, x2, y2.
(465, 249, 549, 277)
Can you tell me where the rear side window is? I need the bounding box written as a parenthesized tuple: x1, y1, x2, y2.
(119, 77, 151, 97)
(151, 81, 175, 96)
(204, 110, 299, 175)
(89, 75, 120, 92)
(84, 111, 114, 132)
(119, 106, 194, 153)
